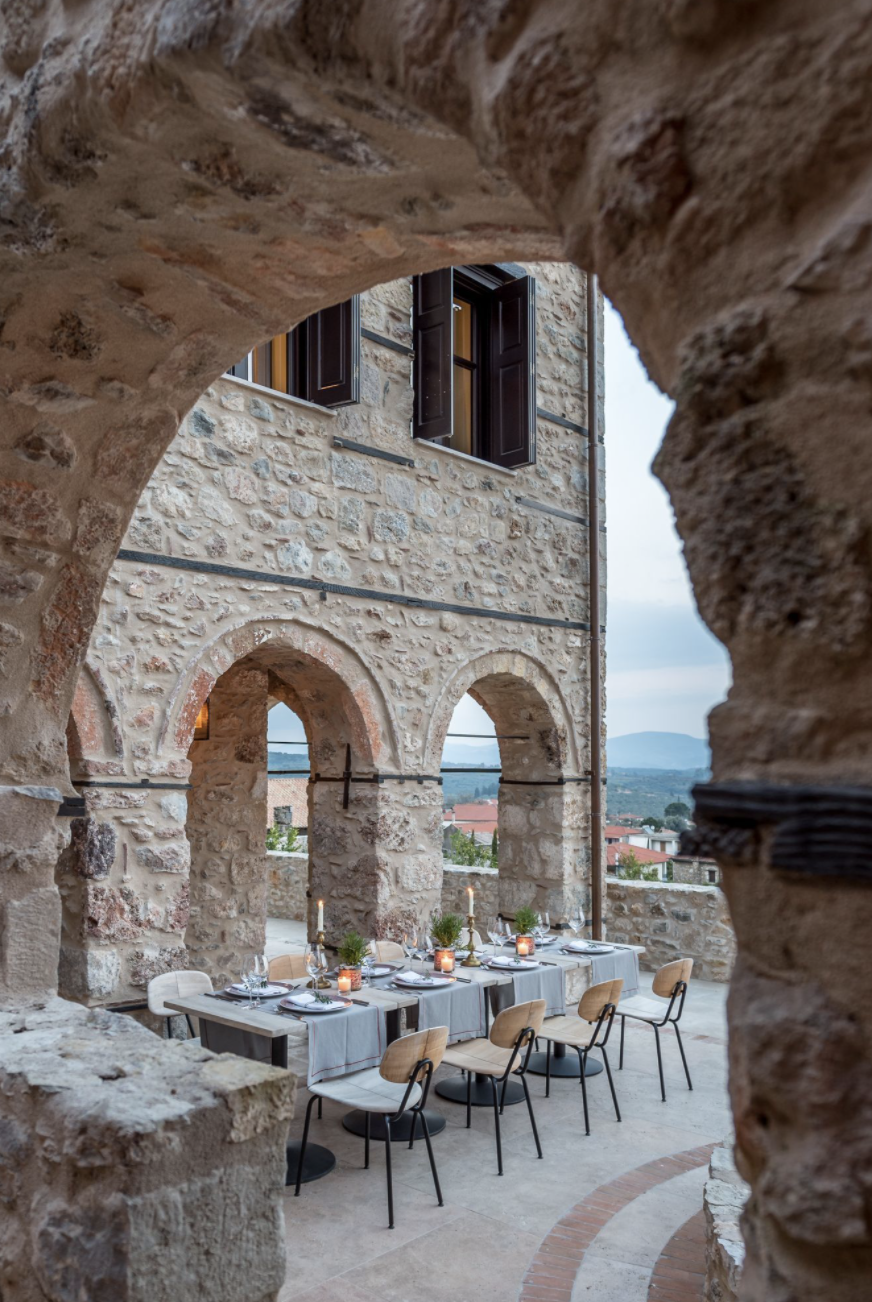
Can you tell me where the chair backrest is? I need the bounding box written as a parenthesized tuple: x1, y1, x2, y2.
(458, 927, 483, 950)
(578, 978, 623, 1023)
(268, 953, 308, 982)
(370, 940, 405, 962)
(380, 1027, 449, 1083)
(490, 999, 546, 1048)
(147, 969, 213, 1016)
(652, 958, 694, 998)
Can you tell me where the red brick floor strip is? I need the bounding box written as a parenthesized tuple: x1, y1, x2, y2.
(647, 1208, 707, 1302)
(517, 1144, 715, 1302)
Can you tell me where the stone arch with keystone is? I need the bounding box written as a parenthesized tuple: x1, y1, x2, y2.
(426, 648, 587, 919)
(2, 5, 872, 1299)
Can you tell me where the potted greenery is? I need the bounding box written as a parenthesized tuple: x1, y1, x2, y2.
(337, 931, 369, 990)
(513, 906, 540, 956)
(430, 912, 464, 972)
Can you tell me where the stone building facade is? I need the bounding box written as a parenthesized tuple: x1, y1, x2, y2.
(61, 264, 603, 1005)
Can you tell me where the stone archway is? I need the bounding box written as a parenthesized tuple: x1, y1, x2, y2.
(426, 649, 586, 919)
(2, 7, 872, 1300)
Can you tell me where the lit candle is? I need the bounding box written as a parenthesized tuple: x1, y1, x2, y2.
(337, 974, 352, 994)
(517, 939, 530, 957)
(317, 899, 324, 931)
(441, 952, 455, 973)
(467, 885, 474, 912)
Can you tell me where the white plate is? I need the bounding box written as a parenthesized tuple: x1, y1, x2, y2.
(392, 973, 452, 988)
(280, 995, 350, 1014)
(563, 943, 615, 955)
(487, 957, 539, 970)
(226, 983, 287, 998)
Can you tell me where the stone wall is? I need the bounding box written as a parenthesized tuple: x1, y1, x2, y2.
(704, 1145, 748, 1302)
(605, 879, 735, 983)
(62, 265, 599, 1004)
(0, 1000, 293, 1302)
(267, 852, 308, 922)
(673, 855, 720, 887)
(440, 863, 500, 920)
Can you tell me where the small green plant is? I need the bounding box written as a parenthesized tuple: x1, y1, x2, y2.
(265, 824, 301, 852)
(265, 824, 282, 850)
(430, 913, 464, 948)
(618, 849, 660, 882)
(337, 931, 369, 967)
(513, 906, 539, 936)
(282, 826, 300, 853)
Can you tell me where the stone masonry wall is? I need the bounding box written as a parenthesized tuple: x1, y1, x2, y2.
(704, 1144, 748, 1302)
(63, 264, 600, 1004)
(440, 863, 500, 921)
(267, 852, 308, 921)
(605, 879, 736, 983)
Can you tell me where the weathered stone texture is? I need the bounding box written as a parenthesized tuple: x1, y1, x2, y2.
(704, 1144, 748, 1302)
(0, 1001, 292, 1302)
(605, 879, 736, 984)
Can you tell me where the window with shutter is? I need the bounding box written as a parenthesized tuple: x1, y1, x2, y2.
(412, 265, 536, 469)
(225, 297, 360, 409)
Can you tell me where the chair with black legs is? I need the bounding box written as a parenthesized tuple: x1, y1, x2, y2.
(294, 1026, 449, 1229)
(537, 978, 623, 1135)
(439, 999, 546, 1175)
(617, 958, 694, 1101)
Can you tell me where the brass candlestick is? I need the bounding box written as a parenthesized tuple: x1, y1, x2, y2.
(461, 911, 481, 967)
(314, 930, 331, 988)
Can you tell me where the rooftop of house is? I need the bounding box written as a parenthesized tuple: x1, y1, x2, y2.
(607, 844, 673, 866)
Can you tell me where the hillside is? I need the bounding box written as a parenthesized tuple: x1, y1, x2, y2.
(607, 731, 710, 770)
(606, 767, 708, 821)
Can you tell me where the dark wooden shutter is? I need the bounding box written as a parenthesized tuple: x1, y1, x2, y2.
(413, 269, 453, 441)
(489, 275, 536, 468)
(227, 357, 250, 379)
(306, 295, 360, 407)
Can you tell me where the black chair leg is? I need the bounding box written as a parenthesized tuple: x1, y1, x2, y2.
(654, 1024, 666, 1101)
(490, 1077, 503, 1175)
(317, 1097, 323, 1121)
(384, 1117, 395, 1229)
(499, 1073, 509, 1114)
(408, 1110, 416, 1150)
(364, 1110, 371, 1169)
(521, 1074, 543, 1159)
(546, 1039, 552, 1098)
(419, 1110, 444, 1206)
(674, 1023, 693, 1091)
(601, 1047, 621, 1123)
(578, 1049, 590, 1136)
(466, 1070, 472, 1129)
(295, 1094, 318, 1196)
(619, 1015, 625, 1069)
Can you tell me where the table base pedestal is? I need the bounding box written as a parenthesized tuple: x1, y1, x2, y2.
(341, 1108, 447, 1142)
(435, 1073, 525, 1108)
(525, 1051, 603, 1079)
(285, 1141, 335, 1186)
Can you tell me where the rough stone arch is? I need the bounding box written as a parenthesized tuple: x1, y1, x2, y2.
(427, 649, 587, 918)
(66, 659, 124, 767)
(1, 6, 871, 1299)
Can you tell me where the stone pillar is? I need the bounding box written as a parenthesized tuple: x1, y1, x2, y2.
(186, 664, 268, 988)
(308, 776, 442, 942)
(497, 782, 588, 920)
(0, 787, 65, 1002)
(0, 1001, 293, 1302)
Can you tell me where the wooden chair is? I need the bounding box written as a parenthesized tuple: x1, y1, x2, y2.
(440, 1000, 545, 1174)
(268, 953, 308, 982)
(147, 970, 213, 1041)
(618, 959, 694, 1100)
(294, 1026, 449, 1228)
(537, 979, 623, 1135)
(370, 940, 405, 962)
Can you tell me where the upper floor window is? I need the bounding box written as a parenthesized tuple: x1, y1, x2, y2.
(227, 296, 360, 408)
(412, 265, 536, 469)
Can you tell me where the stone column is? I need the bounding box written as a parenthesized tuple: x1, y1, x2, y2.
(0, 787, 66, 1002)
(186, 664, 268, 988)
(497, 782, 588, 920)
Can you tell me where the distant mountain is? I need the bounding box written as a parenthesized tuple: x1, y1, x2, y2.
(606, 731, 710, 771)
(441, 741, 501, 768)
(268, 748, 309, 773)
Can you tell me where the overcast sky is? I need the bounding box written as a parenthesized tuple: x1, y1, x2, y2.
(268, 302, 731, 750)
(603, 301, 731, 740)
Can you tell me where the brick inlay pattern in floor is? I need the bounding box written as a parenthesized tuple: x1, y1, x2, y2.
(518, 1143, 715, 1302)
(648, 1208, 707, 1302)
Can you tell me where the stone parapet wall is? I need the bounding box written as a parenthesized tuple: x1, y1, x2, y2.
(605, 878, 735, 983)
(267, 851, 308, 921)
(704, 1145, 748, 1302)
(440, 863, 500, 919)
(0, 1000, 293, 1302)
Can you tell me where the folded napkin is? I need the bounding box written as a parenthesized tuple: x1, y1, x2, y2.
(394, 972, 450, 986)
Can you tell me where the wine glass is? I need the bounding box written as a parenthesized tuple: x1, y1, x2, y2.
(541, 910, 551, 940)
(305, 944, 322, 991)
(252, 953, 269, 992)
(486, 915, 501, 960)
(240, 954, 258, 1008)
(361, 951, 376, 987)
(403, 928, 418, 973)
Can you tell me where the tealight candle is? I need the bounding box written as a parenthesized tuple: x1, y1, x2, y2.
(441, 952, 455, 973)
(337, 974, 352, 994)
(516, 939, 530, 957)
